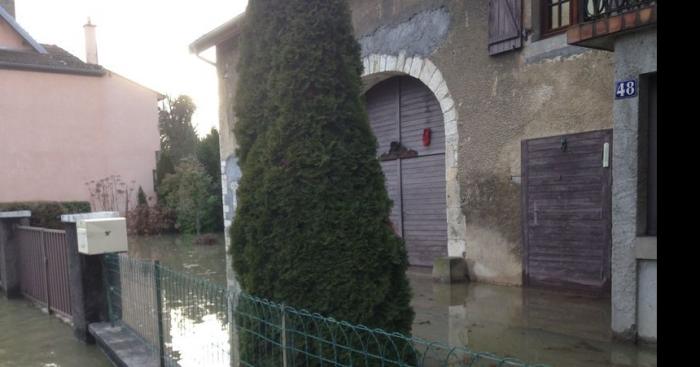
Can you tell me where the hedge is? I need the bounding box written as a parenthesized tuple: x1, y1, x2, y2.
(0, 201, 91, 229)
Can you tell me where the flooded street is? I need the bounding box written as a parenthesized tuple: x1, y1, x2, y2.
(0, 234, 657, 367)
(409, 268, 657, 367)
(126, 234, 657, 367)
(0, 296, 111, 367)
(0, 237, 658, 366)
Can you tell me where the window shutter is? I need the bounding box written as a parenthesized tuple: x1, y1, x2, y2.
(488, 0, 523, 56)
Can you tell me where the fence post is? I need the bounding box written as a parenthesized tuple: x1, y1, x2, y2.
(154, 260, 166, 367)
(62, 211, 120, 343)
(0, 211, 31, 298)
(41, 229, 52, 314)
(229, 288, 240, 367)
(281, 304, 288, 367)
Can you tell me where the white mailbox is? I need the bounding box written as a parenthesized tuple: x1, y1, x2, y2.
(76, 217, 128, 255)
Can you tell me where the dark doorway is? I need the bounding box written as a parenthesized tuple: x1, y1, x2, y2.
(521, 129, 613, 295)
(365, 76, 447, 267)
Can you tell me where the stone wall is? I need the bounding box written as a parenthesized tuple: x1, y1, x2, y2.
(350, 0, 614, 285)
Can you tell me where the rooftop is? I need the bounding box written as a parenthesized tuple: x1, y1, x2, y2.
(0, 44, 106, 76)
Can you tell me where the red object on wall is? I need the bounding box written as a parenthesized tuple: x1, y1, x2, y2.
(422, 128, 431, 146)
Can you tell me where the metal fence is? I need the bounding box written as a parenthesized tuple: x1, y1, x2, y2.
(103, 254, 548, 367)
(581, 0, 655, 21)
(16, 225, 72, 318)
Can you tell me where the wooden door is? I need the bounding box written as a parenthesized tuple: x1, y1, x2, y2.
(521, 129, 612, 294)
(365, 76, 447, 267)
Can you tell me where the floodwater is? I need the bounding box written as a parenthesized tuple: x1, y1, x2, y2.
(408, 268, 657, 367)
(128, 233, 227, 285)
(0, 296, 111, 367)
(128, 234, 230, 367)
(127, 234, 657, 367)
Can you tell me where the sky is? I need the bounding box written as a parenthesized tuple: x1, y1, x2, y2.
(14, 0, 248, 137)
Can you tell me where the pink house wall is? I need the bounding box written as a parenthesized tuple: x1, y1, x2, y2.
(0, 16, 31, 51)
(0, 68, 161, 209)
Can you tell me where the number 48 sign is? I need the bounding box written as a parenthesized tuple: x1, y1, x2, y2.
(615, 79, 637, 99)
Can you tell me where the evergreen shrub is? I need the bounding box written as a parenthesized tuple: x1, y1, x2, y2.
(230, 0, 414, 351)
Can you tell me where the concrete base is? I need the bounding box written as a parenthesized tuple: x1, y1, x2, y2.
(432, 256, 468, 283)
(637, 260, 657, 343)
(89, 322, 160, 367)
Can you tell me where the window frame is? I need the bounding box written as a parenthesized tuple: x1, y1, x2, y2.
(539, 0, 581, 38)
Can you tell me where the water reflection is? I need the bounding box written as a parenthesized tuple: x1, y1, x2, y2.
(164, 306, 230, 366)
(409, 269, 657, 367)
(128, 234, 230, 366)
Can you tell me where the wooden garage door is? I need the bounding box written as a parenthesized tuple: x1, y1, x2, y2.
(521, 130, 612, 294)
(365, 76, 447, 266)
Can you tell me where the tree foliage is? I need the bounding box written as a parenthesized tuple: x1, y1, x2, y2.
(154, 95, 224, 235)
(231, 0, 414, 336)
(155, 151, 176, 199)
(232, 0, 286, 165)
(161, 158, 216, 235)
(137, 186, 148, 206)
(159, 95, 199, 163)
(196, 128, 224, 232)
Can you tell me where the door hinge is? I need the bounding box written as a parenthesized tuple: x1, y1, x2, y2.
(602, 143, 610, 168)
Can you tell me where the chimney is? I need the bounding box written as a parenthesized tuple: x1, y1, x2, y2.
(0, 0, 15, 18)
(83, 17, 98, 65)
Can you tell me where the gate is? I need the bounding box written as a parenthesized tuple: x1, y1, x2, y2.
(365, 76, 448, 267)
(521, 129, 612, 295)
(16, 226, 72, 318)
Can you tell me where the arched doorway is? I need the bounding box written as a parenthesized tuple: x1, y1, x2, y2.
(365, 75, 447, 267)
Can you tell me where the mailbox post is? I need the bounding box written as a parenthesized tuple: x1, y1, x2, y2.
(62, 211, 126, 343)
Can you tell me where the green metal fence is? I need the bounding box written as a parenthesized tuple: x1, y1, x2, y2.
(103, 254, 549, 367)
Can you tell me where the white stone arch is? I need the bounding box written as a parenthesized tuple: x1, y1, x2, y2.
(361, 52, 467, 259)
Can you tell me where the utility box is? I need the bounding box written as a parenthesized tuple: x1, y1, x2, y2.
(76, 217, 128, 255)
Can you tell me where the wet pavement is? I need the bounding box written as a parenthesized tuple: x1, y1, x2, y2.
(408, 267, 657, 367)
(0, 296, 111, 367)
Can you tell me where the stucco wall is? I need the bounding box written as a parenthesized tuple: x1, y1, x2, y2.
(0, 69, 160, 208)
(350, 0, 614, 285)
(610, 28, 657, 341)
(215, 39, 242, 295)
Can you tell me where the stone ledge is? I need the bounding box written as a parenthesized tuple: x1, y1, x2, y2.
(89, 322, 160, 367)
(432, 256, 468, 283)
(61, 211, 120, 223)
(634, 236, 657, 260)
(0, 210, 31, 219)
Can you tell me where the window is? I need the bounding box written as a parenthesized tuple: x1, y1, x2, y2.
(542, 0, 576, 35)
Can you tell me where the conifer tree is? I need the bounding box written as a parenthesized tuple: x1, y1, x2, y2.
(232, 0, 284, 165)
(231, 0, 414, 337)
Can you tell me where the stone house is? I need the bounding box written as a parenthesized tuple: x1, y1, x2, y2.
(190, 0, 657, 343)
(0, 1, 162, 209)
